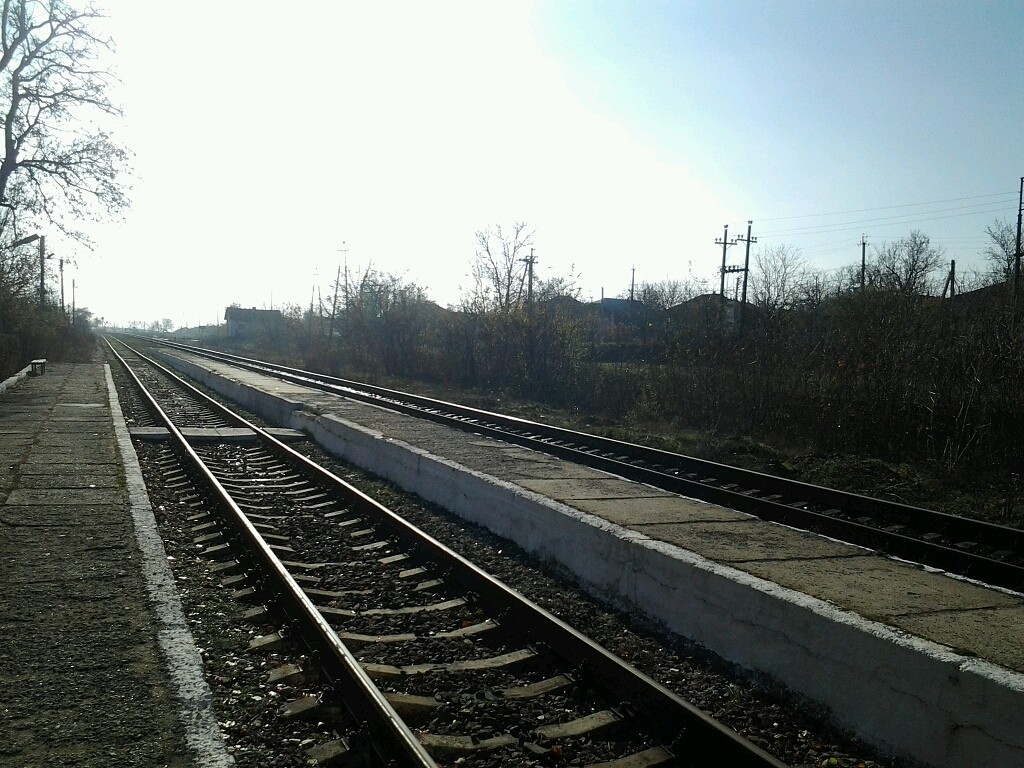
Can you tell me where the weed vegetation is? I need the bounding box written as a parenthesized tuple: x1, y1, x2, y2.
(198, 281, 1024, 530)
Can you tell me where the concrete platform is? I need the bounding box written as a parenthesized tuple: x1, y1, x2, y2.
(0, 362, 231, 767)
(158, 348, 1024, 768)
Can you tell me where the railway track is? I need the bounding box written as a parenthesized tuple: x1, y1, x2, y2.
(106, 338, 787, 767)
(137, 336, 1024, 593)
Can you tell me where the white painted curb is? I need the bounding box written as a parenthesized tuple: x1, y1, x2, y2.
(0, 363, 32, 394)
(105, 364, 235, 767)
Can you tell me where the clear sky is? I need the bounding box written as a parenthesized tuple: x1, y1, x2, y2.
(71, 0, 1022, 328)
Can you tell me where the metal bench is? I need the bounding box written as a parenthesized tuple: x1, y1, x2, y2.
(30, 358, 46, 376)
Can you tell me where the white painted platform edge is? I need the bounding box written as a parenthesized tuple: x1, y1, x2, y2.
(104, 364, 235, 767)
(0, 363, 31, 394)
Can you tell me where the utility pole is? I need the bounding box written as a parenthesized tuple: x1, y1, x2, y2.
(519, 246, 539, 385)
(860, 235, 868, 291)
(37, 235, 46, 308)
(336, 241, 349, 309)
(308, 285, 315, 342)
(735, 221, 756, 331)
(1015, 176, 1023, 303)
(716, 225, 737, 298)
(520, 247, 537, 307)
(59, 257, 65, 316)
(942, 259, 957, 299)
(327, 264, 342, 340)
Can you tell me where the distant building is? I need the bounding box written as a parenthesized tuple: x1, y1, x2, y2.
(948, 279, 1013, 315)
(665, 293, 744, 327)
(596, 297, 644, 320)
(224, 306, 283, 338)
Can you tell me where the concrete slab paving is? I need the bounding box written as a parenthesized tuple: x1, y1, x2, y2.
(4, 559, 134, 585)
(0, 503, 127, 526)
(7, 486, 127, 504)
(890, 604, 1024, 670)
(641, 519, 868, 562)
(517, 476, 677, 500)
(0, 361, 230, 767)
(507, 463, 614, 480)
(572, 494, 752, 524)
(737, 554, 1020, 618)
(33, 433, 118, 445)
(16, 445, 119, 462)
(47, 427, 112, 435)
(16, 473, 123, 489)
(19, 460, 120, 473)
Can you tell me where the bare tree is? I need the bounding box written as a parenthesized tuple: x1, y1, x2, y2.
(464, 222, 534, 313)
(795, 268, 837, 309)
(980, 219, 1015, 284)
(0, 1, 129, 235)
(869, 231, 943, 295)
(750, 244, 807, 317)
(637, 278, 702, 310)
(534, 269, 583, 303)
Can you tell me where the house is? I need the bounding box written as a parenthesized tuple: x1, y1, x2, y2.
(223, 306, 283, 338)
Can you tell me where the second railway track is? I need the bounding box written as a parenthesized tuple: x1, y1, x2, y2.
(138, 336, 1024, 593)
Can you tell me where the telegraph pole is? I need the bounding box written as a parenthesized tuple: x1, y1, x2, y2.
(735, 221, 756, 331)
(860, 235, 868, 291)
(1015, 176, 1023, 303)
(520, 247, 537, 307)
(716, 225, 737, 298)
(519, 246, 539, 385)
(37, 236, 46, 309)
(942, 259, 957, 299)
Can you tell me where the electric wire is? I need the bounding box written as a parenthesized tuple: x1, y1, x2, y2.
(757, 191, 1015, 223)
(760, 201, 1012, 237)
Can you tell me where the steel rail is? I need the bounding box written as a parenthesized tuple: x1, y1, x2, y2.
(143, 337, 1024, 592)
(105, 338, 438, 768)
(112, 337, 789, 767)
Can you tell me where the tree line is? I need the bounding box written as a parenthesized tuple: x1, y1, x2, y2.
(230, 219, 1022, 498)
(0, 2, 127, 376)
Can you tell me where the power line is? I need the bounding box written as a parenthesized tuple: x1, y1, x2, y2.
(757, 190, 1016, 223)
(760, 202, 1011, 238)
